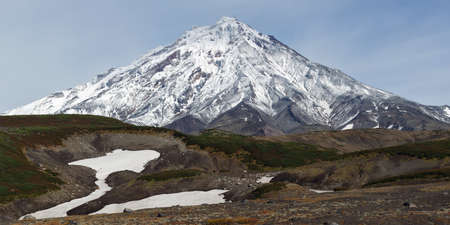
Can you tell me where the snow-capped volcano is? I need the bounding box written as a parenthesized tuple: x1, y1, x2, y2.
(6, 17, 450, 135)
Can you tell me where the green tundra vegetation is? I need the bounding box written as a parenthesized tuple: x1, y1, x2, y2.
(181, 129, 340, 169)
(364, 167, 450, 187)
(341, 139, 450, 160)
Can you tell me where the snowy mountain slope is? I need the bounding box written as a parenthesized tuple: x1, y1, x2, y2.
(6, 17, 450, 135)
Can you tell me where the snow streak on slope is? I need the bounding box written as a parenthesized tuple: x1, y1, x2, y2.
(93, 190, 228, 215)
(341, 123, 354, 130)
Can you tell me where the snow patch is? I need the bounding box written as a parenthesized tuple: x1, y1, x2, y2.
(341, 123, 353, 130)
(21, 149, 160, 220)
(93, 190, 228, 215)
(257, 176, 273, 184)
(310, 189, 334, 194)
(337, 111, 359, 128)
(444, 107, 450, 117)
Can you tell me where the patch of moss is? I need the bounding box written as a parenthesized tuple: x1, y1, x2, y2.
(138, 169, 203, 182)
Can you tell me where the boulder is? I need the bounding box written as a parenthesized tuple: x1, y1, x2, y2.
(403, 202, 417, 208)
(22, 215, 36, 220)
(123, 208, 134, 213)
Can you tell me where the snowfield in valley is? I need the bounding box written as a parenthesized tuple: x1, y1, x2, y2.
(93, 190, 228, 214)
(22, 149, 160, 220)
(21, 149, 229, 220)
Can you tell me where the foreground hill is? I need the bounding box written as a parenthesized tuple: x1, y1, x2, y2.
(6, 17, 450, 135)
(12, 182, 450, 225)
(0, 115, 449, 224)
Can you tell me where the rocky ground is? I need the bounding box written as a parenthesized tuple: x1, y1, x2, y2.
(12, 181, 450, 225)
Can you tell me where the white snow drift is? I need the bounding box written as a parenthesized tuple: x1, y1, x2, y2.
(93, 189, 228, 214)
(21, 149, 160, 220)
(256, 176, 274, 184)
(310, 189, 334, 194)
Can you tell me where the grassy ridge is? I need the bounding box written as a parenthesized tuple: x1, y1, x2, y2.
(0, 114, 126, 128)
(341, 139, 450, 160)
(364, 167, 450, 187)
(1, 114, 132, 147)
(182, 130, 339, 169)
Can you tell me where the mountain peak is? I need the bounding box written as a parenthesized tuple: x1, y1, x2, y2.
(182, 16, 258, 41)
(216, 16, 239, 25)
(177, 16, 271, 58)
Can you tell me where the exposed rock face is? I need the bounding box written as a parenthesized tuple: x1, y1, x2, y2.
(5, 17, 450, 135)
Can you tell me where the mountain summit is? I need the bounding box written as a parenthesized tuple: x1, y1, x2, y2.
(6, 17, 450, 135)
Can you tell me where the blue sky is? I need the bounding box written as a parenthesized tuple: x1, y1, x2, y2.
(1, 0, 449, 112)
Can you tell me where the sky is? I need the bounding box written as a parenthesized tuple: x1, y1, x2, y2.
(1, 0, 449, 112)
